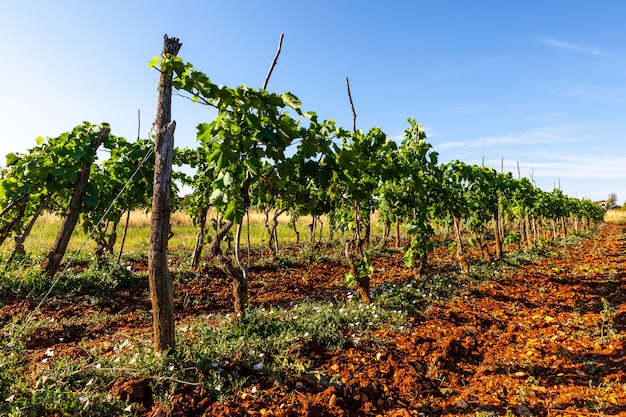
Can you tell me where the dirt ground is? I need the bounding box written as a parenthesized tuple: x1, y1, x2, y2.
(4, 223, 625, 416)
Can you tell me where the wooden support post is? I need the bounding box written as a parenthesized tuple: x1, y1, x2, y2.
(40, 128, 109, 276)
(148, 34, 182, 354)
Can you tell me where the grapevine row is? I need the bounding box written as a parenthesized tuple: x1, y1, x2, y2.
(0, 55, 605, 320)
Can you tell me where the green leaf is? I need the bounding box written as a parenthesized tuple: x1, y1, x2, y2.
(281, 91, 302, 110)
(245, 114, 263, 130)
(196, 123, 215, 145)
(300, 137, 318, 157)
(209, 189, 225, 205)
(223, 204, 235, 222)
(148, 56, 160, 69)
(223, 202, 244, 223)
(273, 176, 286, 189)
(339, 149, 357, 171)
(222, 171, 234, 187)
(84, 195, 97, 209)
(344, 271, 356, 287)
(5, 153, 19, 166)
(207, 148, 222, 163)
(404, 248, 414, 267)
(244, 158, 261, 176)
(363, 251, 374, 275)
(261, 128, 278, 143)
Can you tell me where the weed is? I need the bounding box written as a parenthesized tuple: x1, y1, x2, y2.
(597, 297, 620, 343)
(373, 273, 459, 314)
(503, 232, 521, 245)
(474, 409, 498, 417)
(0, 262, 142, 303)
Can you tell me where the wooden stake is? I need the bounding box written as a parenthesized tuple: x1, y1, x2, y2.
(148, 34, 182, 354)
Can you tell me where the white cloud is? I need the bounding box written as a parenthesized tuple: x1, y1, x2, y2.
(436, 126, 591, 150)
(541, 80, 624, 103)
(437, 141, 467, 150)
(436, 126, 626, 201)
(542, 37, 607, 57)
(484, 154, 626, 201)
(518, 154, 626, 180)
(523, 112, 564, 121)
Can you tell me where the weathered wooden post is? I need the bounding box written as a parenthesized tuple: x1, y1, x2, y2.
(148, 34, 182, 353)
(40, 127, 110, 276)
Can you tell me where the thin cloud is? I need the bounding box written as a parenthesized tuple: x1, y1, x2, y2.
(542, 37, 607, 57)
(509, 154, 626, 201)
(523, 112, 563, 121)
(493, 151, 626, 179)
(437, 141, 467, 150)
(542, 81, 625, 104)
(516, 155, 626, 180)
(436, 126, 591, 150)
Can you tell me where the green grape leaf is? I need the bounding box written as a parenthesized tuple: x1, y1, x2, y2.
(222, 171, 234, 187)
(209, 189, 225, 205)
(148, 56, 160, 69)
(281, 91, 302, 110)
(404, 248, 414, 267)
(5, 153, 19, 166)
(84, 195, 98, 209)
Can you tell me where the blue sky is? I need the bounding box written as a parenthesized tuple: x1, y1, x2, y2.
(1, 1, 625, 202)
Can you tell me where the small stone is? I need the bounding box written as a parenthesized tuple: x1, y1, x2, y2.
(151, 406, 167, 417)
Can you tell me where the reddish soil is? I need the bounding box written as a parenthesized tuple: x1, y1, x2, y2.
(4, 223, 626, 416)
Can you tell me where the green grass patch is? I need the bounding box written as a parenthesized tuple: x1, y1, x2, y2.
(0, 262, 142, 301)
(0, 297, 409, 415)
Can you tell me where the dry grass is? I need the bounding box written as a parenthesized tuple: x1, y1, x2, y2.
(605, 209, 626, 223)
(122, 208, 315, 228)
(2, 208, 395, 260)
(120, 209, 191, 228)
(37, 211, 65, 225)
(36, 210, 195, 228)
(1, 209, 330, 257)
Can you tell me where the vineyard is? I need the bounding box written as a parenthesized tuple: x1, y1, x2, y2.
(0, 36, 624, 416)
